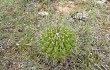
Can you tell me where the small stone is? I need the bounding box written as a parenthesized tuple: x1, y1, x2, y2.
(71, 11, 89, 21)
(38, 11, 49, 16)
(96, 0, 107, 5)
(16, 43, 19, 46)
(56, 33, 59, 36)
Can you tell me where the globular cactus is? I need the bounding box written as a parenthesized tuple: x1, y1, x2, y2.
(38, 25, 77, 61)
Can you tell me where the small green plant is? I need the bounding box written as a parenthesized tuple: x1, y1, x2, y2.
(38, 25, 77, 61)
(18, 26, 36, 52)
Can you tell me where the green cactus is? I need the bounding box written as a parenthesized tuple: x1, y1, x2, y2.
(38, 25, 77, 61)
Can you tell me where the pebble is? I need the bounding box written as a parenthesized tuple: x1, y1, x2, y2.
(38, 11, 49, 16)
(96, 0, 107, 5)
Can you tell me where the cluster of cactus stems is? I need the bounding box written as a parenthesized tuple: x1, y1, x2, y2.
(38, 25, 77, 61)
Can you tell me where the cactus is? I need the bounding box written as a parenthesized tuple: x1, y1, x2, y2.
(38, 25, 77, 61)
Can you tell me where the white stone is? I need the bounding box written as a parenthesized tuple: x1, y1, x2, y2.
(38, 11, 49, 16)
(96, 0, 107, 5)
(56, 33, 59, 36)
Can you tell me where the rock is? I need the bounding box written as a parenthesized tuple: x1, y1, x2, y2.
(72, 11, 89, 21)
(38, 11, 49, 16)
(96, 0, 107, 5)
(67, 11, 89, 23)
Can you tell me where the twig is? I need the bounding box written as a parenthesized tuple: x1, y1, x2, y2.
(94, 64, 103, 70)
(101, 64, 107, 70)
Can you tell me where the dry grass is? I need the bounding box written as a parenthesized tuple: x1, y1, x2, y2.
(0, 0, 110, 70)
